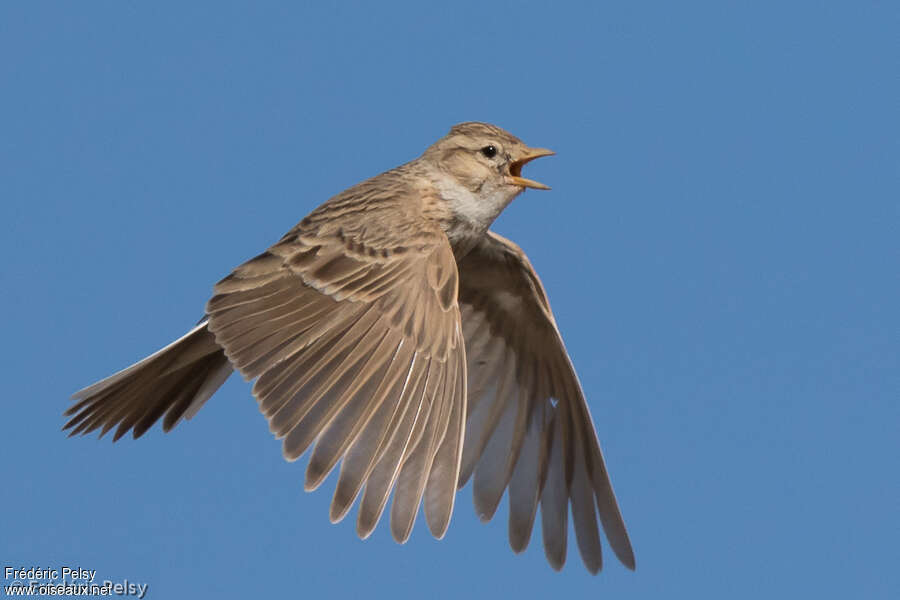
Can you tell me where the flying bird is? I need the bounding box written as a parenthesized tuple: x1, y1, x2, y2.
(65, 122, 634, 574)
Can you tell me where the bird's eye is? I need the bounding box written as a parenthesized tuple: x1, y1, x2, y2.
(481, 145, 497, 158)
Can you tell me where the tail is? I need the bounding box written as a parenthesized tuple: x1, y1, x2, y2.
(64, 321, 233, 441)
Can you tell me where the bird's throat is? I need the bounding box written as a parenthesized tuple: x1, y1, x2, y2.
(432, 176, 520, 246)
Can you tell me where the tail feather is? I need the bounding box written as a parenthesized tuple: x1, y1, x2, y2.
(65, 322, 233, 440)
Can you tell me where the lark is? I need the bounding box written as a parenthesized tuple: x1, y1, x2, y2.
(65, 122, 635, 574)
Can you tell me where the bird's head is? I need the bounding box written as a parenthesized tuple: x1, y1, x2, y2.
(421, 122, 554, 235)
(424, 122, 554, 194)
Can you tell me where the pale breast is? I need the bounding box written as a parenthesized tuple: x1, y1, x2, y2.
(431, 175, 521, 245)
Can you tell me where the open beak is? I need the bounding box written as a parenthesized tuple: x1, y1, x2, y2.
(507, 147, 555, 190)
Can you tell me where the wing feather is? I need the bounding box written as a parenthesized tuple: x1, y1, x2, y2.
(390, 361, 446, 542)
(423, 342, 466, 538)
(205, 199, 466, 544)
(304, 330, 403, 491)
(455, 231, 635, 573)
(356, 357, 430, 538)
(330, 343, 417, 522)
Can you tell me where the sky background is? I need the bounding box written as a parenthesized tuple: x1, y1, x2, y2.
(2, 2, 897, 598)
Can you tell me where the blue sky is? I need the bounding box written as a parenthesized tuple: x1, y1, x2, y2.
(2, 2, 896, 598)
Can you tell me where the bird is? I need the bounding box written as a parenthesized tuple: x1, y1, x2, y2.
(64, 121, 635, 574)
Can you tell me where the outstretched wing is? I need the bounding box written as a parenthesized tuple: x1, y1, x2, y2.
(455, 231, 634, 573)
(206, 188, 466, 542)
